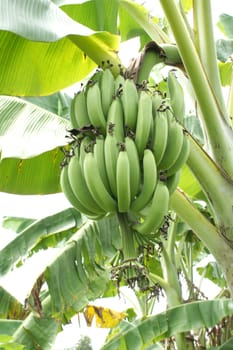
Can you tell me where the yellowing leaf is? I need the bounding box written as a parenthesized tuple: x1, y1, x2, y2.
(84, 305, 127, 328)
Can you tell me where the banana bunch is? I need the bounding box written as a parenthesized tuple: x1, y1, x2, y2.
(61, 67, 190, 235)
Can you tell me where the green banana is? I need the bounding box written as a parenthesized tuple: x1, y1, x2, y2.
(120, 78, 138, 131)
(68, 153, 105, 215)
(133, 181, 169, 235)
(114, 74, 125, 95)
(158, 112, 184, 171)
(93, 136, 111, 193)
(167, 70, 185, 124)
(79, 136, 94, 171)
(131, 149, 157, 213)
(86, 69, 103, 87)
(152, 90, 163, 114)
(152, 109, 169, 165)
(166, 132, 190, 176)
(100, 68, 115, 117)
(125, 136, 141, 199)
(104, 133, 120, 198)
(70, 89, 91, 128)
(70, 94, 79, 129)
(60, 165, 99, 218)
(165, 170, 181, 195)
(83, 152, 117, 213)
(116, 150, 131, 213)
(134, 90, 153, 158)
(86, 82, 106, 134)
(106, 97, 125, 142)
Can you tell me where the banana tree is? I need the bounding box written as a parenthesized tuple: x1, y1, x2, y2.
(1, 0, 233, 349)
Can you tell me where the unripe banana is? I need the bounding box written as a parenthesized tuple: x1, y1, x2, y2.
(79, 136, 94, 171)
(93, 136, 111, 193)
(166, 132, 190, 176)
(70, 95, 79, 129)
(106, 97, 125, 142)
(87, 69, 103, 87)
(86, 82, 106, 134)
(167, 71, 185, 124)
(60, 164, 100, 218)
(152, 109, 169, 165)
(125, 136, 141, 199)
(70, 89, 91, 128)
(152, 90, 163, 114)
(114, 74, 125, 95)
(133, 181, 169, 235)
(83, 152, 117, 213)
(131, 149, 157, 213)
(158, 112, 184, 171)
(120, 79, 138, 131)
(100, 69, 115, 117)
(116, 150, 131, 213)
(134, 90, 153, 158)
(68, 154, 105, 215)
(104, 133, 120, 198)
(166, 170, 181, 195)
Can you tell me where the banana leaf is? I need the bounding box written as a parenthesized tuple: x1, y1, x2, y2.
(215, 337, 233, 350)
(62, 0, 119, 34)
(0, 334, 24, 350)
(0, 0, 120, 96)
(0, 94, 71, 194)
(119, 0, 169, 44)
(45, 216, 120, 316)
(0, 286, 27, 320)
(0, 96, 69, 160)
(13, 310, 59, 350)
(0, 208, 83, 276)
(0, 321, 22, 336)
(102, 299, 233, 350)
(10, 216, 121, 350)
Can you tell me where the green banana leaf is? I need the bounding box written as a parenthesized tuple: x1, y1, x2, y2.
(0, 208, 83, 276)
(13, 311, 59, 350)
(181, 0, 193, 13)
(102, 299, 233, 350)
(2, 217, 36, 233)
(0, 321, 22, 336)
(62, 0, 119, 34)
(0, 286, 27, 320)
(45, 215, 120, 316)
(197, 261, 226, 288)
(178, 165, 206, 200)
(118, 2, 151, 49)
(215, 337, 233, 350)
(0, 334, 24, 350)
(0, 0, 120, 96)
(218, 61, 233, 86)
(119, 0, 169, 44)
(0, 148, 64, 194)
(217, 14, 233, 39)
(24, 92, 72, 117)
(0, 94, 71, 194)
(0, 96, 69, 159)
(9, 216, 121, 350)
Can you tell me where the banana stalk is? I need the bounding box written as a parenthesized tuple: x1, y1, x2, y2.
(159, 0, 233, 179)
(170, 189, 233, 296)
(187, 134, 233, 241)
(117, 213, 137, 260)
